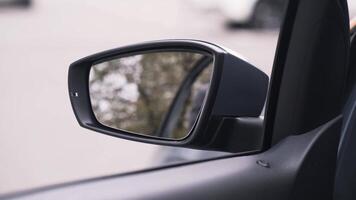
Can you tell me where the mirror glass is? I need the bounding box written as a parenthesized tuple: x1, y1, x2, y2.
(89, 51, 213, 140)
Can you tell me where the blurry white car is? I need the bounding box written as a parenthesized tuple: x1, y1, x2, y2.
(220, 0, 285, 28)
(191, 0, 286, 28)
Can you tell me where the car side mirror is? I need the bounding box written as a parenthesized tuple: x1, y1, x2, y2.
(68, 40, 269, 153)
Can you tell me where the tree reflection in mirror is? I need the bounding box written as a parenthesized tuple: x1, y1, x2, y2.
(89, 51, 213, 140)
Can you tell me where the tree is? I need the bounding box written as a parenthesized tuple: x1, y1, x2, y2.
(89, 51, 212, 139)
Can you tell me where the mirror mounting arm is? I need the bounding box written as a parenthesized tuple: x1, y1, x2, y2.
(209, 117, 264, 153)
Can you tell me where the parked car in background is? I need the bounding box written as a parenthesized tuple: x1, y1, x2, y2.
(0, 0, 30, 8)
(219, 0, 286, 28)
(191, 0, 286, 28)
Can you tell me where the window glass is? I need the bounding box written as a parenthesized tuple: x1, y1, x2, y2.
(0, 0, 283, 194)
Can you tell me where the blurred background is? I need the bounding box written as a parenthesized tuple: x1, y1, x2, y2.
(0, 0, 355, 195)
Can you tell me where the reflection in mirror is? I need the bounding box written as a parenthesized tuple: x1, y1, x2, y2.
(89, 51, 213, 140)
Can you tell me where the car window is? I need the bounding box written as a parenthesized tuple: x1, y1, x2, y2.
(1, 0, 287, 194)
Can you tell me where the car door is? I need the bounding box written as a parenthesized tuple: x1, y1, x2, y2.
(3, 0, 350, 199)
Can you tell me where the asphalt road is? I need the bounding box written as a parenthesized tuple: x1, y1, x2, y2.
(0, 0, 281, 194)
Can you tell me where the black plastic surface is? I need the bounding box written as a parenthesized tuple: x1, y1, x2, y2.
(209, 117, 264, 152)
(334, 27, 356, 200)
(3, 117, 341, 200)
(264, 0, 350, 147)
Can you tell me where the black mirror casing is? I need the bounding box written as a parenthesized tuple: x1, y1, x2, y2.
(68, 40, 269, 152)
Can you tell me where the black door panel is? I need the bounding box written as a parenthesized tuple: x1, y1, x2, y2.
(6, 117, 341, 200)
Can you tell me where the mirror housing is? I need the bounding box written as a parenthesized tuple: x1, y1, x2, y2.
(68, 40, 269, 152)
